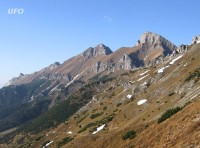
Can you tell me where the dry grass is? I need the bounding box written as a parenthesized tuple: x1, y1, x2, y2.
(3, 44, 200, 148)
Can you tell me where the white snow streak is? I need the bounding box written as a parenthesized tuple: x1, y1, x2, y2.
(67, 131, 72, 134)
(141, 82, 147, 86)
(157, 65, 170, 73)
(43, 141, 53, 148)
(29, 96, 34, 102)
(169, 55, 183, 65)
(92, 124, 105, 134)
(65, 72, 83, 87)
(50, 85, 59, 92)
(140, 70, 150, 76)
(137, 99, 147, 105)
(127, 94, 132, 99)
(137, 74, 149, 81)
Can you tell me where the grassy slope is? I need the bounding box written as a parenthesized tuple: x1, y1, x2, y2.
(1, 44, 200, 148)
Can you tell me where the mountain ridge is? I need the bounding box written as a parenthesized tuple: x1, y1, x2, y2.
(0, 32, 200, 148)
(4, 31, 177, 87)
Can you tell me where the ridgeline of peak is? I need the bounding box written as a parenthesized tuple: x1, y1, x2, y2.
(4, 32, 186, 87)
(192, 35, 200, 44)
(48, 62, 61, 69)
(137, 32, 169, 44)
(2, 32, 200, 148)
(82, 44, 113, 58)
(19, 73, 24, 77)
(136, 31, 177, 56)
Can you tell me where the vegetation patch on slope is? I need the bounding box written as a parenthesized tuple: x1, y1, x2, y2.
(57, 137, 74, 147)
(22, 90, 94, 133)
(122, 130, 136, 140)
(90, 112, 103, 119)
(185, 67, 200, 82)
(157, 107, 183, 123)
(78, 114, 115, 133)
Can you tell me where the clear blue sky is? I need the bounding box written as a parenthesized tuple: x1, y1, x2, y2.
(0, 0, 200, 87)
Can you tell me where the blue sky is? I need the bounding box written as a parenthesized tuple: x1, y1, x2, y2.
(0, 0, 200, 87)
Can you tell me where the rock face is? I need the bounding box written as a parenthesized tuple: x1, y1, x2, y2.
(83, 44, 112, 58)
(118, 54, 133, 70)
(5, 62, 61, 86)
(136, 32, 177, 55)
(91, 32, 177, 73)
(192, 35, 200, 44)
(5, 44, 113, 86)
(175, 44, 188, 55)
(5, 32, 177, 86)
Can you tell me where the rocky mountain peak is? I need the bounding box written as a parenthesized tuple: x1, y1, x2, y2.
(192, 35, 200, 44)
(82, 44, 112, 58)
(50, 62, 61, 68)
(136, 32, 167, 46)
(19, 73, 24, 77)
(43, 62, 61, 71)
(136, 32, 177, 56)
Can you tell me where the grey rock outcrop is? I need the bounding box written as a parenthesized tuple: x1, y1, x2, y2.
(92, 32, 178, 74)
(5, 32, 179, 87)
(136, 32, 177, 56)
(117, 54, 134, 70)
(192, 35, 200, 44)
(82, 44, 112, 58)
(172, 44, 188, 56)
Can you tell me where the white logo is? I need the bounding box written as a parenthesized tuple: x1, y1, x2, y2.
(8, 8, 24, 15)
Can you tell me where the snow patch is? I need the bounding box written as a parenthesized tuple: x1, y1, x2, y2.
(43, 141, 53, 148)
(183, 63, 187, 67)
(46, 86, 51, 90)
(141, 82, 147, 86)
(137, 74, 149, 81)
(157, 65, 170, 73)
(92, 124, 105, 134)
(137, 99, 147, 105)
(158, 67, 165, 73)
(50, 85, 59, 92)
(169, 55, 183, 65)
(29, 96, 34, 102)
(144, 55, 147, 61)
(140, 70, 150, 76)
(39, 83, 46, 88)
(129, 81, 135, 84)
(65, 72, 83, 87)
(127, 94, 132, 99)
(42, 86, 52, 93)
(67, 131, 72, 134)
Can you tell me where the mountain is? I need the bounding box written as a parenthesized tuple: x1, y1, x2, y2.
(12, 37, 198, 148)
(192, 34, 200, 44)
(136, 32, 177, 62)
(5, 32, 177, 86)
(5, 44, 112, 86)
(92, 32, 177, 73)
(1, 32, 200, 148)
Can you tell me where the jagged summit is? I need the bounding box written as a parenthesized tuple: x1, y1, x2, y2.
(4, 32, 181, 87)
(2, 31, 200, 148)
(192, 35, 200, 44)
(49, 62, 61, 67)
(136, 31, 177, 56)
(82, 44, 113, 58)
(136, 32, 161, 45)
(136, 32, 176, 48)
(19, 73, 24, 77)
